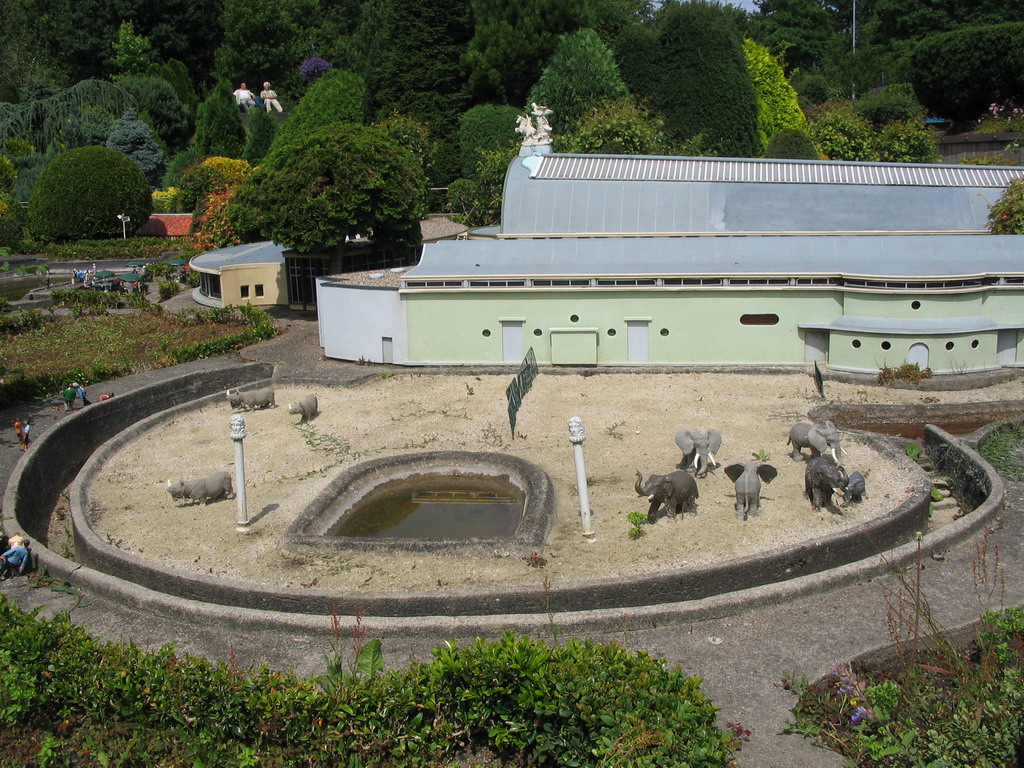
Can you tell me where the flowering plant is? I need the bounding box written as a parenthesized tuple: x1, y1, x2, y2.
(299, 56, 332, 83)
(975, 102, 1024, 133)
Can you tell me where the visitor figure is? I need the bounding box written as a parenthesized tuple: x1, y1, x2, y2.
(0, 534, 29, 578)
(62, 384, 77, 412)
(75, 382, 91, 407)
(233, 82, 256, 111)
(13, 418, 29, 451)
(261, 82, 283, 113)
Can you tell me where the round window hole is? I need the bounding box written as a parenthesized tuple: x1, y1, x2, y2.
(881, 341, 891, 350)
(482, 329, 491, 337)
(660, 328, 670, 337)
(607, 328, 616, 337)
(533, 329, 542, 337)
(911, 300, 921, 310)
(570, 314, 579, 323)
(971, 339, 980, 349)
(945, 341, 954, 350)
(852, 339, 862, 349)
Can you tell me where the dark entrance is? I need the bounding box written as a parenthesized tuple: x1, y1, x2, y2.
(285, 255, 329, 311)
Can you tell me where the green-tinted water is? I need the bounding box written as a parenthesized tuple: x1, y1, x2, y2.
(0, 276, 45, 302)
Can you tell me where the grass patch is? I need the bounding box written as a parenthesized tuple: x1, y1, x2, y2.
(978, 423, 1024, 480)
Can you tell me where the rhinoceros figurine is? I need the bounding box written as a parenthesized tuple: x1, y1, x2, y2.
(226, 386, 275, 411)
(287, 393, 318, 423)
(166, 471, 234, 505)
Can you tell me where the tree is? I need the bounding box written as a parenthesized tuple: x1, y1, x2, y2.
(110, 20, 152, 78)
(654, 1, 760, 158)
(870, 120, 938, 163)
(194, 82, 246, 159)
(106, 110, 165, 187)
(214, 0, 303, 94)
(750, 0, 839, 73)
(445, 146, 516, 227)
(116, 76, 192, 152)
(807, 103, 872, 160)
(527, 29, 628, 137)
(146, 59, 199, 116)
(988, 177, 1024, 235)
(458, 104, 520, 179)
(464, 0, 592, 104)
(911, 23, 1024, 125)
(743, 38, 805, 153)
(27, 145, 152, 241)
(231, 123, 425, 252)
(242, 109, 278, 163)
(562, 97, 668, 155)
(271, 69, 364, 150)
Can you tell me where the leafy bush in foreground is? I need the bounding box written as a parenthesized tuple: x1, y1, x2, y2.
(0, 597, 734, 767)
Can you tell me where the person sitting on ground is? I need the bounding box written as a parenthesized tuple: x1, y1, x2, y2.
(232, 82, 256, 111)
(260, 82, 283, 113)
(0, 534, 29, 578)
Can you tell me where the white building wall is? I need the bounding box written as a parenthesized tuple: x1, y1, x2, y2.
(317, 280, 407, 364)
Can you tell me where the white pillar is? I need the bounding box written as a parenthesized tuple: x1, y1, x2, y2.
(230, 414, 249, 531)
(568, 416, 595, 541)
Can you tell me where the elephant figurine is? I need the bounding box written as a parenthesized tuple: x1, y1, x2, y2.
(724, 461, 778, 521)
(674, 429, 723, 477)
(635, 470, 699, 522)
(804, 457, 849, 514)
(843, 471, 867, 504)
(788, 420, 844, 463)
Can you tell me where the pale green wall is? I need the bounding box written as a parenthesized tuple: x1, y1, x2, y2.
(404, 289, 841, 364)
(842, 291, 984, 317)
(828, 331, 995, 372)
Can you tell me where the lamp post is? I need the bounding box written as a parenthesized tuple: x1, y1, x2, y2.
(567, 416, 595, 541)
(116, 214, 130, 239)
(230, 414, 250, 531)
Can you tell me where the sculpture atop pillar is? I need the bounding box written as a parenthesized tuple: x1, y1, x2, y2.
(516, 103, 554, 147)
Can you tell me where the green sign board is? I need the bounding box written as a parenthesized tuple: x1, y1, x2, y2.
(506, 347, 538, 437)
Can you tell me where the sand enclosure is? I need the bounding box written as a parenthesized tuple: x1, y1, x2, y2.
(85, 371, 1023, 594)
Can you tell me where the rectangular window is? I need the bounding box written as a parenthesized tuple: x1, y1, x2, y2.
(255, 284, 264, 297)
(240, 285, 250, 298)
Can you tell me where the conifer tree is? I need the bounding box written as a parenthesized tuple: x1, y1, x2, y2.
(194, 82, 246, 159)
(106, 110, 165, 187)
(243, 108, 278, 163)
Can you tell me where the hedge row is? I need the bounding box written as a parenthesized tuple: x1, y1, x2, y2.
(25, 237, 196, 262)
(0, 597, 734, 767)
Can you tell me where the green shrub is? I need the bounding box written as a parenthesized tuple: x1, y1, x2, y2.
(852, 83, 924, 127)
(0, 216, 23, 250)
(808, 104, 872, 161)
(988, 176, 1024, 234)
(0, 600, 736, 767)
(158, 280, 181, 301)
(0, 155, 15, 194)
(31, 237, 190, 262)
(765, 129, 819, 159)
(27, 146, 152, 242)
(458, 104, 520, 179)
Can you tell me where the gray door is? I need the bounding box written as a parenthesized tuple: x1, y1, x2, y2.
(908, 342, 929, 369)
(803, 330, 827, 363)
(502, 321, 524, 363)
(626, 321, 649, 363)
(382, 337, 393, 364)
(997, 330, 1018, 364)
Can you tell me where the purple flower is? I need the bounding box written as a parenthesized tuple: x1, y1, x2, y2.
(849, 705, 868, 723)
(299, 56, 332, 83)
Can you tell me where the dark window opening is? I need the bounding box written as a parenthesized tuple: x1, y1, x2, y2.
(240, 285, 250, 299)
(255, 284, 264, 297)
(739, 313, 779, 326)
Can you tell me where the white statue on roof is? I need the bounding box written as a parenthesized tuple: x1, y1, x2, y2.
(516, 104, 554, 147)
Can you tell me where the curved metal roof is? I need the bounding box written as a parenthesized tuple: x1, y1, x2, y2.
(532, 155, 1024, 188)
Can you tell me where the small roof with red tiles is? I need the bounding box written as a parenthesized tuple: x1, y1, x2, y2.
(135, 213, 192, 237)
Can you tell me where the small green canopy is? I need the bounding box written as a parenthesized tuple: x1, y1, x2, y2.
(165, 258, 187, 266)
(126, 261, 147, 268)
(117, 273, 143, 283)
(93, 270, 116, 279)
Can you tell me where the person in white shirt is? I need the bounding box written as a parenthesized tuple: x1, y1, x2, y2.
(233, 82, 256, 111)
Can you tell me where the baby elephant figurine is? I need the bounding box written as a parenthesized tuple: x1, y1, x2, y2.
(675, 429, 723, 477)
(724, 461, 778, 521)
(804, 457, 849, 514)
(843, 471, 867, 504)
(635, 470, 699, 522)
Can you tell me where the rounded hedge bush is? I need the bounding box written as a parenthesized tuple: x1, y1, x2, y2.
(766, 128, 819, 160)
(28, 146, 152, 242)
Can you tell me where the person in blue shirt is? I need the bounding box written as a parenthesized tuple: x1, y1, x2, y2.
(0, 534, 29, 578)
